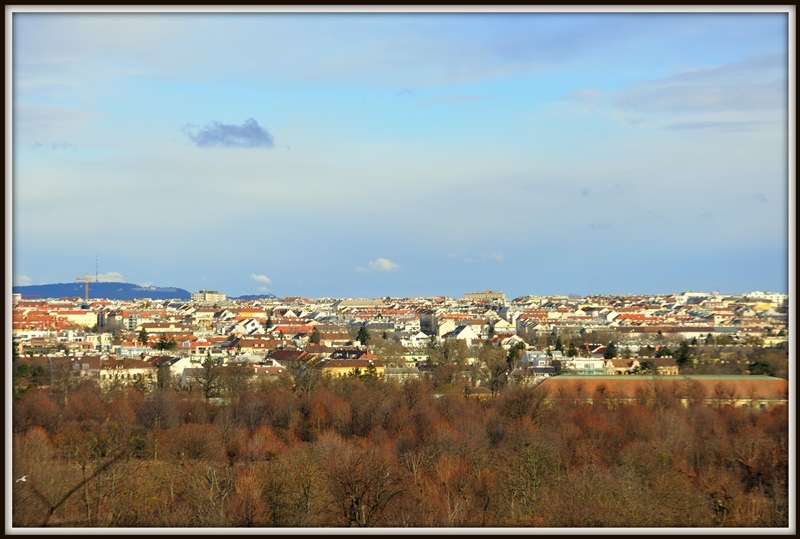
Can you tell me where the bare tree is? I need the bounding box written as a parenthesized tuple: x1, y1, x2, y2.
(322, 436, 404, 527)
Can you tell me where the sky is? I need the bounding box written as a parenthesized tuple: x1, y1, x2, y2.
(8, 8, 793, 299)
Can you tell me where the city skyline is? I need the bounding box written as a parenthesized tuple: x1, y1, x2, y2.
(9, 279, 791, 303)
(9, 7, 793, 299)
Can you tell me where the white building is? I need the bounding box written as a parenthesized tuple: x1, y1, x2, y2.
(442, 325, 480, 347)
(560, 357, 611, 375)
(191, 290, 226, 304)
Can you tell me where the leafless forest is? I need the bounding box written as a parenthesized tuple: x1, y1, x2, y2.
(12, 373, 789, 528)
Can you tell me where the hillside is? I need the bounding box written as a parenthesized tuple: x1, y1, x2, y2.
(12, 282, 191, 301)
(229, 294, 278, 300)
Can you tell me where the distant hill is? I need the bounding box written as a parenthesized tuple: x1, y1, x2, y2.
(13, 282, 191, 301)
(230, 294, 278, 301)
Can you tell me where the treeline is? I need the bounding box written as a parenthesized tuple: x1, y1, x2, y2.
(12, 375, 788, 528)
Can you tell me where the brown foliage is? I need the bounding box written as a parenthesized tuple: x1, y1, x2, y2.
(162, 423, 226, 462)
(13, 389, 60, 433)
(497, 385, 551, 424)
(136, 389, 180, 430)
(244, 424, 286, 462)
(320, 434, 404, 527)
(614, 403, 658, 445)
(62, 385, 107, 425)
(174, 394, 215, 424)
(225, 466, 269, 526)
(230, 390, 270, 433)
(11, 371, 789, 528)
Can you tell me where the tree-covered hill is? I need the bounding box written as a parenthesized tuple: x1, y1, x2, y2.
(13, 282, 191, 301)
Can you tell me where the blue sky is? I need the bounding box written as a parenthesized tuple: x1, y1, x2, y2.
(9, 8, 792, 299)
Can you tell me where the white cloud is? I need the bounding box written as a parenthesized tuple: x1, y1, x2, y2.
(355, 259, 400, 272)
(368, 258, 399, 272)
(96, 272, 125, 281)
(251, 273, 272, 284)
(14, 274, 33, 286)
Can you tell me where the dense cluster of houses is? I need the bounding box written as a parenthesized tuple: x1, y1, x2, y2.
(11, 288, 788, 399)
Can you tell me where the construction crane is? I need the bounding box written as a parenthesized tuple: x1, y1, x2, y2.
(76, 272, 124, 304)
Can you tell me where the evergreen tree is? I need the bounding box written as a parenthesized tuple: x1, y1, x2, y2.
(357, 325, 371, 345)
(655, 346, 673, 358)
(749, 360, 776, 377)
(603, 341, 618, 359)
(506, 341, 527, 370)
(637, 359, 656, 375)
(155, 335, 177, 351)
(567, 341, 578, 358)
(363, 362, 379, 381)
(138, 328, 149, 347)
(675, 340, 693, 368)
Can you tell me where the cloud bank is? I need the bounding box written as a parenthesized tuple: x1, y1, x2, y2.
(368, 258, 399, 271)
(184, 118, 275, 148)
(96, 272, 125, 281)
(463, 252, 505, 263)
(13, 274, 33, 286)
(356, 258, 399, 272)
(251, 273, 272, 284)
